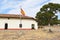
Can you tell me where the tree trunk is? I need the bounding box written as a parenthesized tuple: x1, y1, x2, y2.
(48, 23, 50, 27)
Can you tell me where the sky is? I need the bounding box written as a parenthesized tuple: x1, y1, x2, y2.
(0, 0, 60, 19)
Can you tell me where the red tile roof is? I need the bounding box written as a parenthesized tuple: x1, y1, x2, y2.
(0, 14, 34, 19)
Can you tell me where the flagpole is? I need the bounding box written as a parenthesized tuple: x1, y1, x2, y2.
(20, 6, 22, 27)
(20, 12, 22, 24)
(19, 5, 25, 28)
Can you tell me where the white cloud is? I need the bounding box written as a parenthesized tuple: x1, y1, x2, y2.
(50, 0, 60, 4)
(8, 0, 42, 17)
(7, 0, 50, 17)
(8, 9, 19, 14)
(0, 0, 60, 18)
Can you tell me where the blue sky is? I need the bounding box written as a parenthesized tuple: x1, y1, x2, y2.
(0, 0, 60, 19)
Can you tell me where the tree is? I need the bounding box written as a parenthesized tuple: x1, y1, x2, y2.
(58, 20, 60, 24)
(36, 3, 60, 26)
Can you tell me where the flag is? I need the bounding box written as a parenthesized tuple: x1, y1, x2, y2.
(21, 8, 25, 16)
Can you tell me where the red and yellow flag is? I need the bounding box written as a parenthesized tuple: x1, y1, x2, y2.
(21, 8, 25, 16)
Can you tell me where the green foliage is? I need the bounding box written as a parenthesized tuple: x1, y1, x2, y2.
(36, 3, 60, 26)
(58, 20, 60, 24)
(40, 3, 60, 13)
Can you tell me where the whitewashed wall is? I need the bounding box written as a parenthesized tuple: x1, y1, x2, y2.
(0, 18, 38, 30)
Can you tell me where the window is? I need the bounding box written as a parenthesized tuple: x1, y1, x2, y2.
(8, 18, 10, 19)
(31, 24, 35, 29)
(19, 24, 22, 28)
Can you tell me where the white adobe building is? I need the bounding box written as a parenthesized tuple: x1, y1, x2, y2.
(0, 14, 38, 30)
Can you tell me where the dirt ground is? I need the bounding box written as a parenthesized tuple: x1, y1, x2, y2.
(0, 26, 60, 40)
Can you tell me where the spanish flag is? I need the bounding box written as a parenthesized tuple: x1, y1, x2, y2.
(21, 8, 25, 16)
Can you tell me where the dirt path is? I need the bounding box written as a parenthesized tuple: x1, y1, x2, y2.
(0, 27, 60, 40)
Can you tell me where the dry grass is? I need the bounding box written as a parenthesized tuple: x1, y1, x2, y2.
(0, 26, 60, 40)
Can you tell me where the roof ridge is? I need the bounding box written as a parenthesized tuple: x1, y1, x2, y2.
(0, 14, 34, 19)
